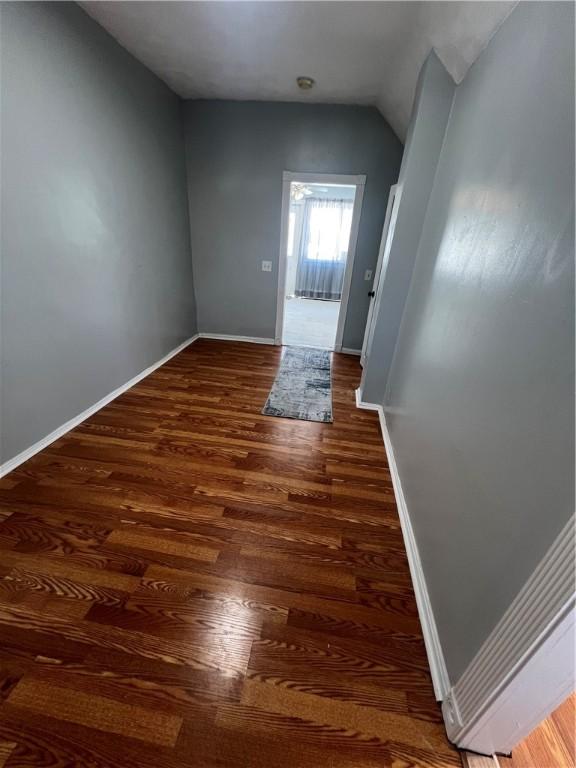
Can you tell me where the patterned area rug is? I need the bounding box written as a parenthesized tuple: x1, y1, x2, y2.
(262, 346, 333, 423)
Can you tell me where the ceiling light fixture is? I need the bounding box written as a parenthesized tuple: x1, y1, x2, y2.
(297, 76, 315, 91)
(291, 183, 314, 201)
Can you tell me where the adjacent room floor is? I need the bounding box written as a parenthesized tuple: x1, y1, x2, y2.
(282, 296, 340, 349)
(502, 692, 575, 768)
(0, 340, 460, 767)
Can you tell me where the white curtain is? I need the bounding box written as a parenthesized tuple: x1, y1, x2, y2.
(295, 198, 353, 300)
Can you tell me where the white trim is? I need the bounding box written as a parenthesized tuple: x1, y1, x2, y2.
(443, 515, 575, 754)
(340, 348, 362, 356)
(198, 333, 275, 345)
(0, 335, 200, 478)
(354, 389, 451, 701)
(275, 177, 292, 346)
(275, 172, 367, 353)
(462, 753, 498, 768)
(282, 171, 366, 187)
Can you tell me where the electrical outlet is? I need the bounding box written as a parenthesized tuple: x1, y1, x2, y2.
(262, 261, 272, 272)
(364, 269, 373, 281)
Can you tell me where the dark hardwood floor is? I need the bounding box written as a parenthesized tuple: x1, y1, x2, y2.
(0, 339, 461, 767)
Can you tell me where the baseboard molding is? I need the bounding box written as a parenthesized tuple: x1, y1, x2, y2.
(461, 753, 499, 768)
(354, 388, 451, 701)
(198, 333, 275, 345)
(198, 335, 359, 352)
(0, 334, 199, 478)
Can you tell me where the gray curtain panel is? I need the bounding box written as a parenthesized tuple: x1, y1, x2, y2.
(295, 198, 353, 300)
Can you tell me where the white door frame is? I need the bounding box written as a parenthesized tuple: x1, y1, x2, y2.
(360, 183, 398, 367)
(275, 171, 366, 351)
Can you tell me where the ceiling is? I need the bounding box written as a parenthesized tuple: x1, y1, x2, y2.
(81, 1, 517, 140)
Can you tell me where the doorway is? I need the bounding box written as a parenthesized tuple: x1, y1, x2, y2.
(275, 172, 365, 351)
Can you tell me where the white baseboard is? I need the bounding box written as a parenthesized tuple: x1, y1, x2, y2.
(340, 347, 362, 356)
(462, 753, 499, 768)
(0, 334, 199, 478)
(198, 333, 275, 345)
(354, 388, 450, 701)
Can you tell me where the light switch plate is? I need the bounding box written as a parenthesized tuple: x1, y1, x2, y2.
(262, 261, 272, 272)
(364, 269, 373, 281)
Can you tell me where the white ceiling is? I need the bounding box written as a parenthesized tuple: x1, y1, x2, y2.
(81, 1, 516, 140)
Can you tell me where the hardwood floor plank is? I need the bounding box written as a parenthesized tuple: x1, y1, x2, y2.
(0, 705, 183, 768)
(0, 604, 251, 675)
(105, 528, 220, 563)
(285, 606, 427, 652)
(8, 678, 183, 746)
(239, 677, 450, 753)
(0, 567, 127, 609)
(0, 742, 16, 768)
(249, 629, 433, 695)
(144, 563, 423, 634)
(15, 649, 244, 720)
(550, 693, 576, 762)
(215, 701, 393, 761)
(84, 589, 267, 642)
(0, 550, 142, 593)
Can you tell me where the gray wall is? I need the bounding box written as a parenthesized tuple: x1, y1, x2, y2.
(382, 1, 574, 682)
(0, 2, 196, 464)
(361, 52, 455, 403)
(184, 101, 403, 348)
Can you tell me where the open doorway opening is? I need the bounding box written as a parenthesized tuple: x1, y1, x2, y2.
(276, 172, 365, 351)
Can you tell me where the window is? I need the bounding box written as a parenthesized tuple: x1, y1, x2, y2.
(305, 203, 353, 262)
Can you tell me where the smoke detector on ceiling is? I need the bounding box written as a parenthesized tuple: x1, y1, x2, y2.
(296, 76, 315, 91)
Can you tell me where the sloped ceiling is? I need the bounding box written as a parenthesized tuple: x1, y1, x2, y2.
(81, 1, 517, 140)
